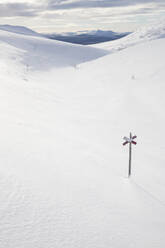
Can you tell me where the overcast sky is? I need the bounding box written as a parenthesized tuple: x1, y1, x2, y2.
(0, 0, 165, 33)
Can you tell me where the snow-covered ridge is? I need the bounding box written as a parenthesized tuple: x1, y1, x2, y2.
(0, 28, 108, 70)
(44, 29, 129, 45)
(0, 24, 41, 37)
(92, 19, 165, 52)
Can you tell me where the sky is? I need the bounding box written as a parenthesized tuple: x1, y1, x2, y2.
(0, 0, 165, 33)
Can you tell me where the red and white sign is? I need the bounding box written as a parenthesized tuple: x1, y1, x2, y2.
(123, 135, 137, 146)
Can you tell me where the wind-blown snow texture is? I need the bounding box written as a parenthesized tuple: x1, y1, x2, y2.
(92, 19, 165, 52)
(0, 22, 165, 248)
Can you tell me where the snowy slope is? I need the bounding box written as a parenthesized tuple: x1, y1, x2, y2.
(92, 19, 165, 52)
(0, 24, 41, 37)
(0, 24, 165, 248)
(0, 29, 108, 70)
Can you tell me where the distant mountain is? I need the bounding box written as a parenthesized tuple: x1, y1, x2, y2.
(0, 25, 130, 45)
(44, 30, 130, 45)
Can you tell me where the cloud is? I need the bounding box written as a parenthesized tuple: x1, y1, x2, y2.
(47, 0, 165, 10)
(0, 2, 40, 17)
(0, 0, 164, 18)
(0, 0, 164, 33)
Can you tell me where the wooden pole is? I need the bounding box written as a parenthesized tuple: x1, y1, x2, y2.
(128, 132, 132, 177)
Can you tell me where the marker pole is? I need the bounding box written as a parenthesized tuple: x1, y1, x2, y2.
(128, 132, 132, 177)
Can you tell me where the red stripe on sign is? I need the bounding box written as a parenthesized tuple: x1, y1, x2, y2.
(123, 141, 129, 146)
(132, 135, 137, 140)
(131, 141, 137, 145)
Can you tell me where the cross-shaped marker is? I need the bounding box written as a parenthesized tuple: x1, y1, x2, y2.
(123, 135, 137, 146)
(123, 133, 137, 177)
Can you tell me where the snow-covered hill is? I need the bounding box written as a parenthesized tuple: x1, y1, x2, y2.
(0, 24, 41, 37)
(0, 29, 108, 70)
(0, 23, 165, 248)
(92, 19, 165, 52)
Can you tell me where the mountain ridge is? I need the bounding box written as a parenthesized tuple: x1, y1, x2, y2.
(0, 24, 129, 45)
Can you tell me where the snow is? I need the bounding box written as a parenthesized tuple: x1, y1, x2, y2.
(0, 24, 41, 37)
(0, 23, 165, 248)
(0, 29, 108, 70)
(92, 19, 165, 52)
